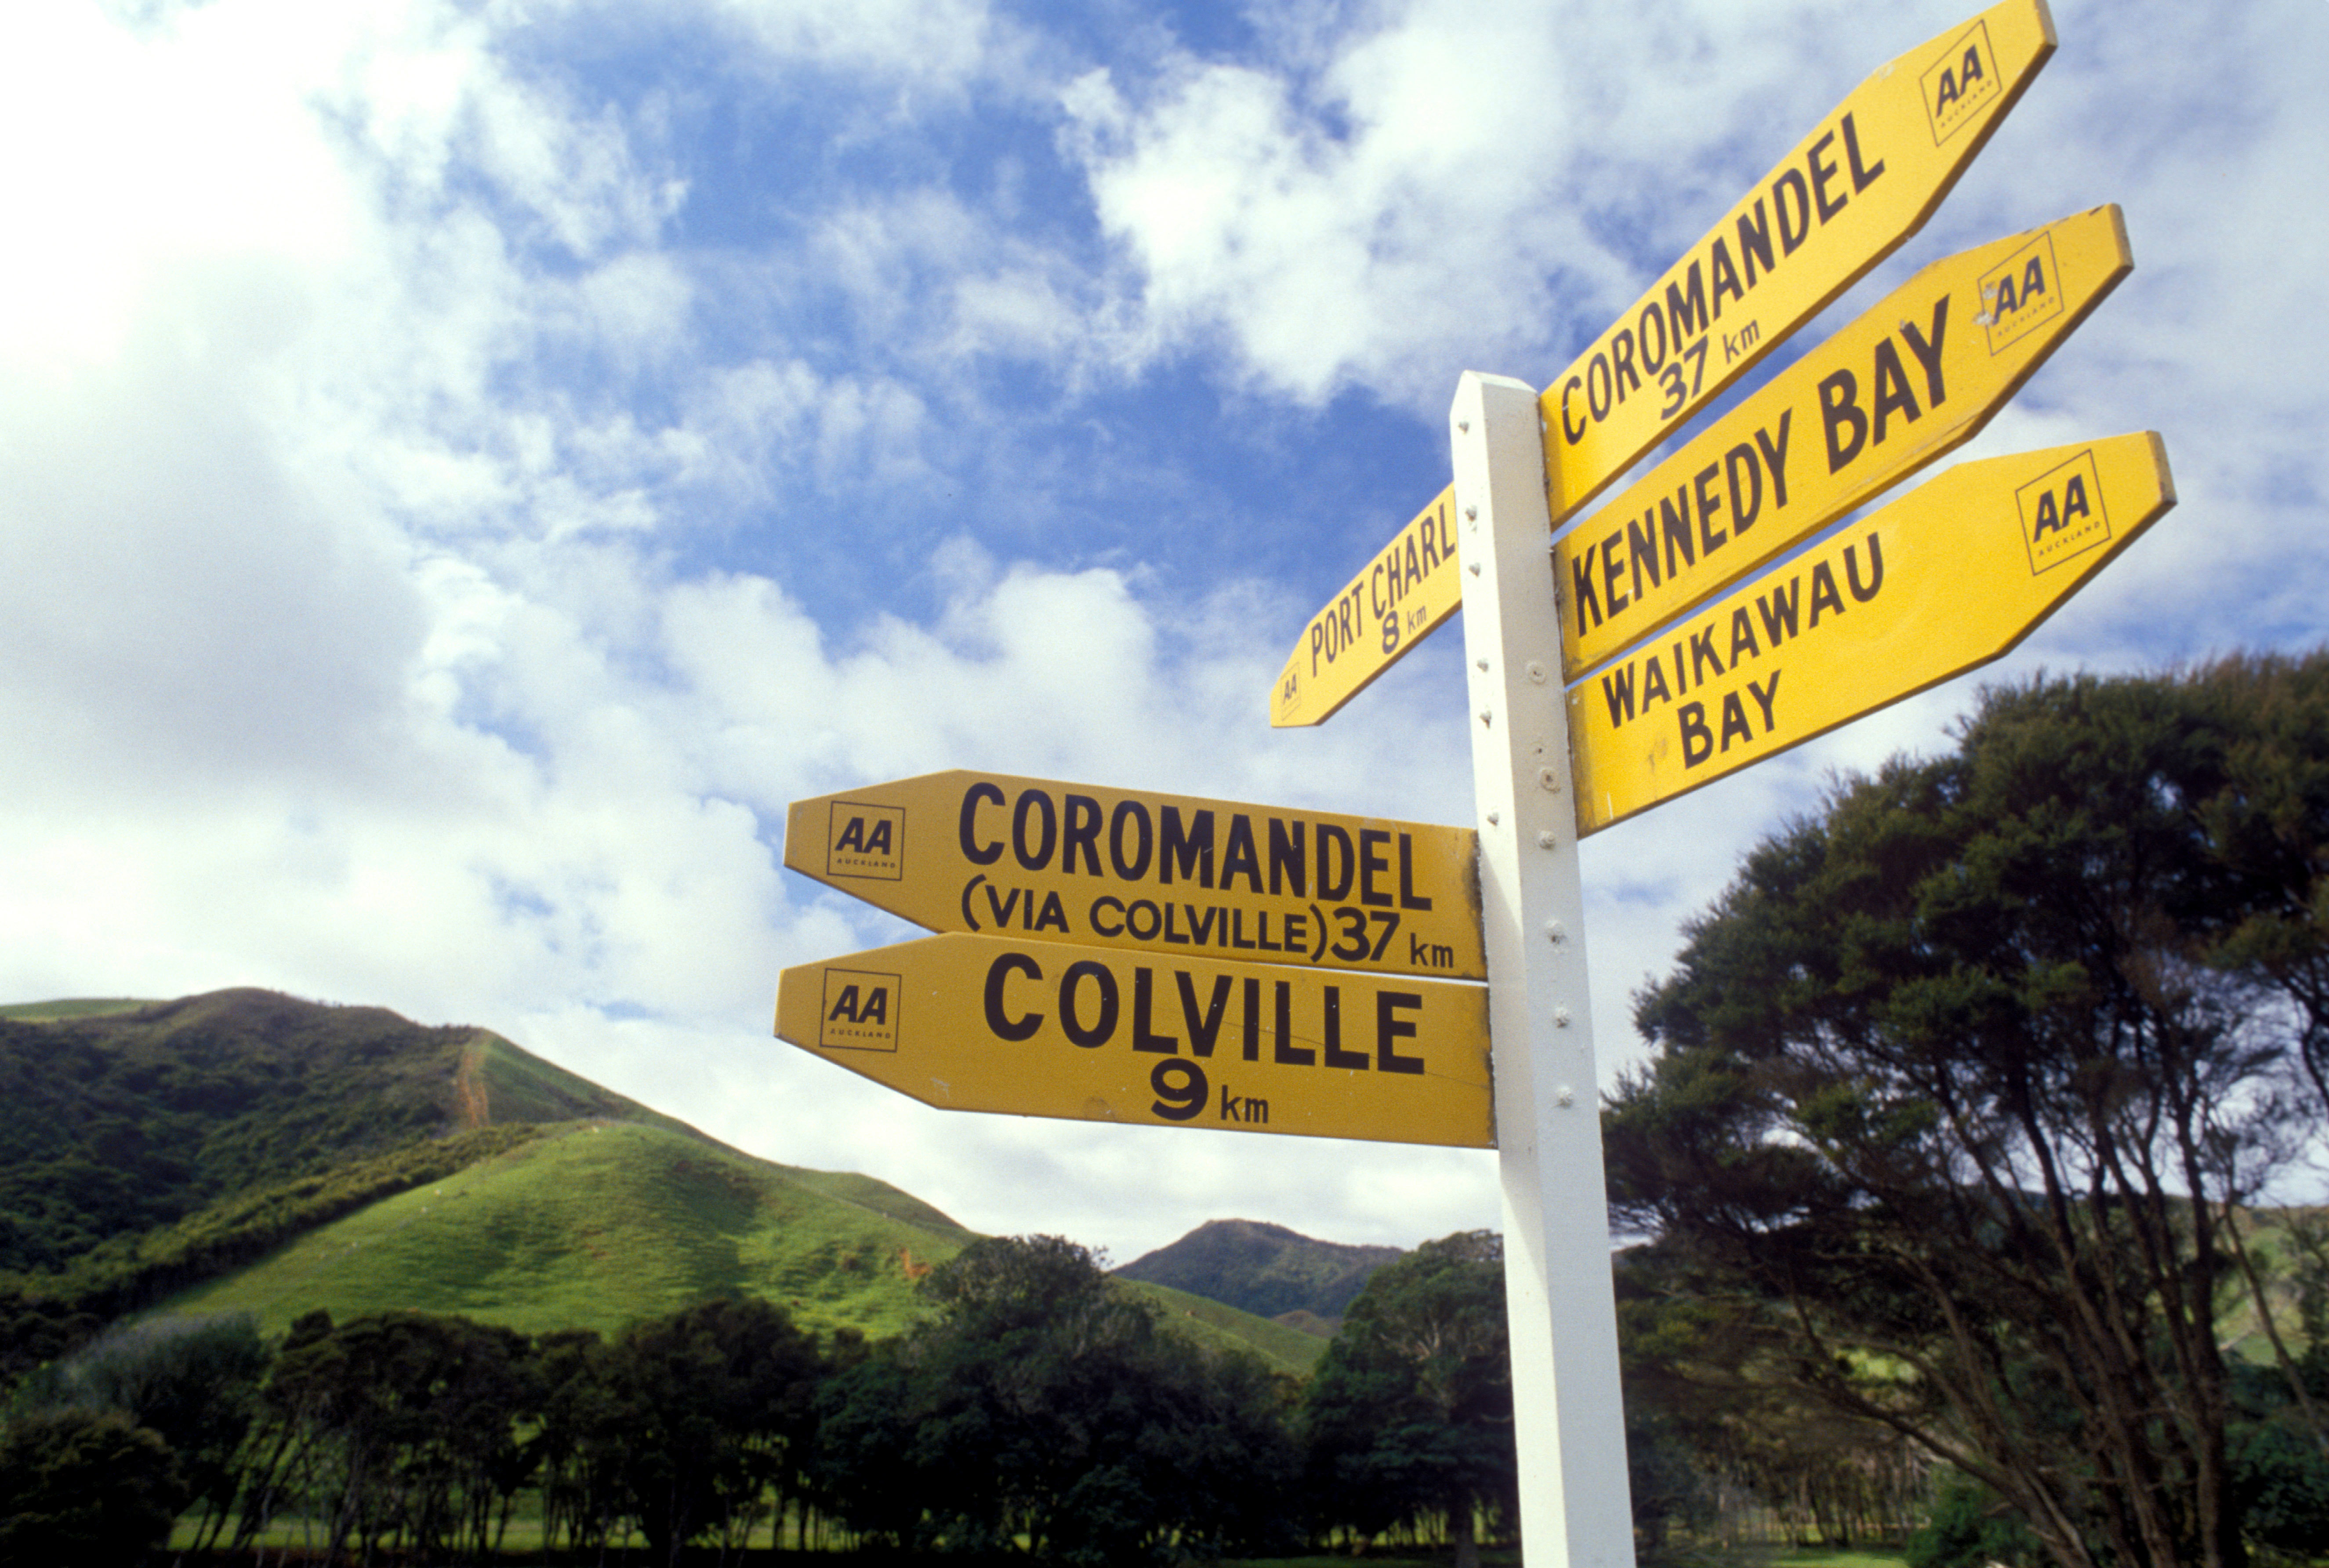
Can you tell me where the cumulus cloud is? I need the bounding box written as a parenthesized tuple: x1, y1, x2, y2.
(1, 0, 2320, 1265)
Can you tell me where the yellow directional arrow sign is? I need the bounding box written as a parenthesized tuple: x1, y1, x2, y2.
(1269, 487, 1462, 728)
(1557, 203, 2130, 681)
(1541, 0, 2056, 519)
(784, 770, 1485, 981)
(1271, 0, 2057, 729)
(1567, 432, 2174, 833)
(776, 933, 1494, 1147)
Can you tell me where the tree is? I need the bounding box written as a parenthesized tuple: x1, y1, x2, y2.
(604, 1296, 825, 1564)
(815, 1234, 1300, 1563)
(8, 1312, 269, 1550)
(1607, 658, 2329, 1568)
(1301, 1231, 1516, 1567)
(0, 1408, 186, 1567)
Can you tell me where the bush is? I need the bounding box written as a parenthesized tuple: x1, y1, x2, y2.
(0, 1407, 186, 1567)
(1906, 1474, 2043, 1568)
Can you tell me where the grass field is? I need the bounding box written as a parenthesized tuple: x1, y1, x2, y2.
(163, 1120, 975, 1340)
(158, 1119, 1320, 1372)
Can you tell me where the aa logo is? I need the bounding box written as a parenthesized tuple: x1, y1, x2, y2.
(819, 969, 901, 1051)
(1920, 20, 2000, 145)
(1977, 231, 2064, 355)
(2017, 449, 2111, 575)
(826, 802, 904, 881)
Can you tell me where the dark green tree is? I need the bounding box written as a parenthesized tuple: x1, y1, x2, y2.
(240, 1309, 533, 1561)
(815, 1234, 1299, 1563)
(8, 1312, 269, 1550)
(1607, 657, 2329, 1568)
(605, 1296, 825, 1564)
(0, 1407, 186, 1567)
(1301, 1231, 1515, 1566)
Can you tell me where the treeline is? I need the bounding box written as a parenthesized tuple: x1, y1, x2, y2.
(0, 1233, 1520, 1567)
(0, 1125, 541, 1387)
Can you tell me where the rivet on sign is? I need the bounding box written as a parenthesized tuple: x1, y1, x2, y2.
(1478, 709, 1493, 726)
(1468, 561, 1482, 576)
(1537, 830, 1558, 849)
(1538, 767, 1561, 793)
(1545, 920, 1565, 943)
(1556, 1085, 1576, 1108)
(1525, 661, 1548, 684)
(1457, 419, 1471, 433)
(1465, 505, 1478, 521)
(1485, 811, 1501, 826)
(1553, 1008, 1572, 1028)
(1475, 657, 1489, 671)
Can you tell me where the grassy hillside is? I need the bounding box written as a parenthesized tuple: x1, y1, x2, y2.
(163, 1122, 1321, 1372)
(164, 1121, 974, 1340)
(1122, 1278, 1329, 1374)
(1115, 1218, 1401, 1331)
(0, 989, 1325, 1378)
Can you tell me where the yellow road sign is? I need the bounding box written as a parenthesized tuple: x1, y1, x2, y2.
(785, 770, 1485, 981)
(1272, 0, 2056, 728)
(1557, 203, 2130, 681)
(1270, 486, 1463, 728)
(1540, 0, 2056, 519)
(1567, 432, 2174, 833)
(776, 933, 1494, 1147)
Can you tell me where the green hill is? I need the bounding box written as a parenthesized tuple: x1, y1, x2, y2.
(163, 1120, 973, 1341)
(0, 989, 1323, 1379)
(1115, 1218, 1402, 1332)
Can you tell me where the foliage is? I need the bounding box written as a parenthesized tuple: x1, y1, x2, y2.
(0, 1407, 185, 1566)
(8, 1312, 270, 1549)
(604, 1296, 825, 1563)
(816, 1234, 1303, 1563)
(0, 1124, 536, 1387)
(1905, 1475, 2046, 1568)
(1301, 1231, 1515, 1566)
(1608, 656, 2329, 1568)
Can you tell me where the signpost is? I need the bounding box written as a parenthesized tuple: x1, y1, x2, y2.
(1270, 0, 2058, 729)
(785, 770, 1485, 981)
(773, 8, 2171, 1568)
(776, 933, 1493, 1147)
(1567, 432, 2175, 832)
(1555, 204, 2131, 680)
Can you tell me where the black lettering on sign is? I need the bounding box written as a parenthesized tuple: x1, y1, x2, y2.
(960, 782, 1005, 865)
(1151, 1059, 1206, 1121)
(1322, 987, 1368, 1070)
(1377, 992, 1426, 1074)
(1059, 961, 1118, 1048)
(983, 952, 1042, 1042)
(1177, 972, 1230, 1057)
(1132, 967, 1178, 1054)
(1012, 790, 1056, 871)
(1062, 795, 1103, 875)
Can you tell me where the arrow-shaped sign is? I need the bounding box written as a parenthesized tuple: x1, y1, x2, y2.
(1557, 203, 2131, 681)
(1566, 431, 2174, 833)
(784, 770, 1485, 981)
(775, 933, 1494, 1147)
(1270, 0, 2057, 729)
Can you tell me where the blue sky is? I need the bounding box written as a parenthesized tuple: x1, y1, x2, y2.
(3, 0, 2324, 1264)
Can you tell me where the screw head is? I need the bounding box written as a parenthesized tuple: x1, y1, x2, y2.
(1485, 810, 1501, 826)
(1538, 767, 1561, 793)
(1536, 830, 1557, 849)
(1525, 661, 1548, 684)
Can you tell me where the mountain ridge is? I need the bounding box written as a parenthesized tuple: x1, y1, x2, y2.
(1114, 1216, 1403, 1332)
(0, 988, 1322, 1378)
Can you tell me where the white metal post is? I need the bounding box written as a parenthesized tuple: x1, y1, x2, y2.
(1449, 372, 1636, 1568)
